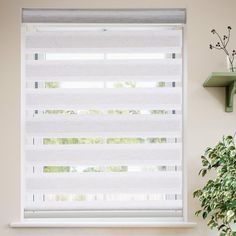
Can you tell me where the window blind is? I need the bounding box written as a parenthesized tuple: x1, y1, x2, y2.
(22, 9, 184, 220)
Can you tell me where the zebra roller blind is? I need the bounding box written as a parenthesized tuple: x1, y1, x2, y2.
(22, 9, 185, 219)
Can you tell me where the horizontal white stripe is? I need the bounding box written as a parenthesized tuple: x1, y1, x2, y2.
(26, 115, 181, 135)
(25, 200, 182, 211)
(26, 132, 181, 139)
(25, 61, 181, 77)
(26, 114, 181, 121)
(27, 159, 181, 166)
(26, 143, 181, 150)
(25, 132, 181, 138)
(25, 47, 182, 54)
(27, 188, 182, 195)
(25, 104, 182, 110)
(26, 59, 181, 65)
(25, 75, 181, 82)
(25, 87, 181, 94)
(27, 171, 182, 178)
(25, 30, 182, 49)
(25, 88, 182, 109)
(26, 172, 182, 193)
(25, 144, 182, 165)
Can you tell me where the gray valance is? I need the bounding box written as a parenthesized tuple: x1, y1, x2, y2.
(22, 8, 186, 24)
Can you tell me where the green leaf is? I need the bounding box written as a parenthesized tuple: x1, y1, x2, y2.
(231, 200, 236, 207)
(202, 211, 208, 219)
(227, 210, 235, 222)
(195, 210, 202, 216)
(220, 232, 226, 236)
(193, 190, 202, 198)
(201, 169, 207, 177)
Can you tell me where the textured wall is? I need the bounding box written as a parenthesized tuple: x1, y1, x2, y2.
(0, 0, 236, 235)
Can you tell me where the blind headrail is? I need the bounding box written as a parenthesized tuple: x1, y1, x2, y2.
(22, 9, 186, 24)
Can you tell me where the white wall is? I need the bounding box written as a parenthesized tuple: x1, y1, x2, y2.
(0, 0, 236, 235)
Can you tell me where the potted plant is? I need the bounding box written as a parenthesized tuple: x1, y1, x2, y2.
(193, 136, 236, 236)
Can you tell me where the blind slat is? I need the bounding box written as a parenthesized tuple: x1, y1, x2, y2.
(26, 172, 182, 192)
(25, 47, 182, 54)
(25, 30, 182, 49)
(25, 89, 182, 108)
(26, 62, 181, 77)
(25, 75, 181, 82)
(26, 143, 182, 165)
(27, 159, 181, 166)
(26, 115, 181, 134)
(25, 143, 181, 150)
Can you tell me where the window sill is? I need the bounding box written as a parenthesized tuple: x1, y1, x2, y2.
(10, 219, 196, 228)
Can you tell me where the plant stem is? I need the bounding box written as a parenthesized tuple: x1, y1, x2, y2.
(215, 31, 226, 48)
(225, 29, 231, 48)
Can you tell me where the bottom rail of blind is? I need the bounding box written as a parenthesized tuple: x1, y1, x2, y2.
(24, 209, 182, 219)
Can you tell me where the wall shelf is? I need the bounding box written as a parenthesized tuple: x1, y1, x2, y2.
(203, 72, 236, 112)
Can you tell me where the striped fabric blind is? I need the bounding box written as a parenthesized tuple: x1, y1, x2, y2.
(22, 12, 184, 219)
